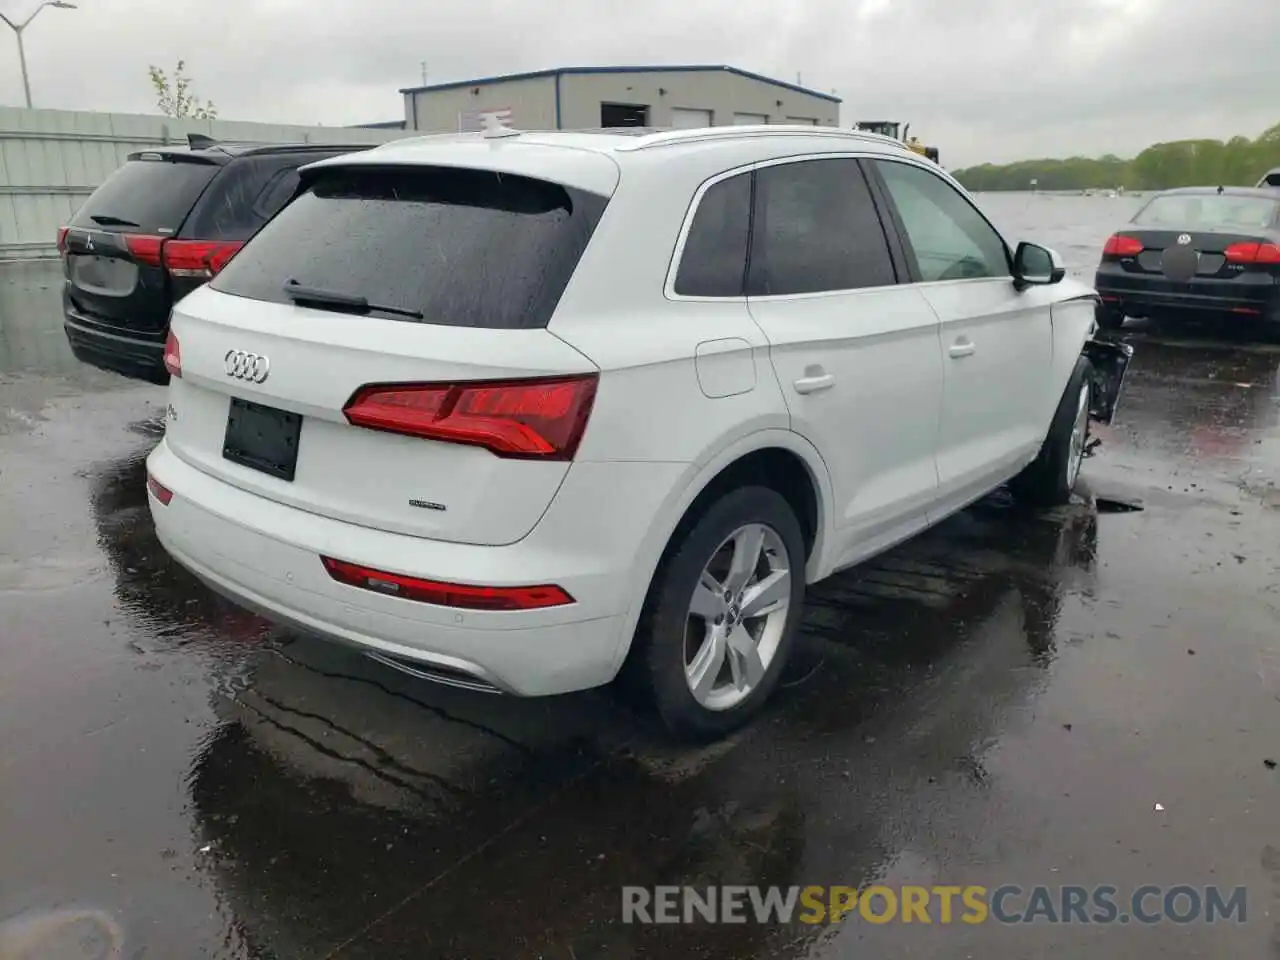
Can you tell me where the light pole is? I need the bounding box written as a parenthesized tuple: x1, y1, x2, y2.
(0, 1, 77, 109)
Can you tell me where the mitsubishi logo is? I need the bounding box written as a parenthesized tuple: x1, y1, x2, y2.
(1176, 234, 1192, 245)
(224, 349, 271, 383)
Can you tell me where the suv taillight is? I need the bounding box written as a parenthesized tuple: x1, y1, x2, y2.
(162, 239, 245, 279)
(163, 330, 182, 378)
(342, 374, 599, 460)
(56, 226, 69, 255)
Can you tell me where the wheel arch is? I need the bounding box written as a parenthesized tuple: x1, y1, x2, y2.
(604, 429, 836, 680)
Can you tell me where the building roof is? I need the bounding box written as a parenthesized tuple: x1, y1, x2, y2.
(399, 65, 841, 104)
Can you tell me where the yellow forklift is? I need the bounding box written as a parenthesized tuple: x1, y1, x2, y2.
(854, 121, 940, 165)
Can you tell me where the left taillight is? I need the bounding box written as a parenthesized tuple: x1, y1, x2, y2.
(162, 239, 244, 279)
(147, 473, 173, 506)
(56, 226, 69, 255)
(342, 374, 599, 460)
(163, 330, 182, 379)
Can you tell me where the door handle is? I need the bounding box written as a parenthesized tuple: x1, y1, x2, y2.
(948, 339, 976, 359)
(793, 373, 834, 395)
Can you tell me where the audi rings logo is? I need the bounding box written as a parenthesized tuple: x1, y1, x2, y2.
(224, 349, 271, 383)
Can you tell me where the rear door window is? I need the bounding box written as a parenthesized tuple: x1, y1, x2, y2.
(211, 166, 609, 329)
(674, 172, 752, 296)
(746, 158, 897, 296)
(70, 157, 218, 235)
(183, 155, 320, 241)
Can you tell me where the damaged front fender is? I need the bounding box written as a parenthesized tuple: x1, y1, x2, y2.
(1082, 338, 1134, 425)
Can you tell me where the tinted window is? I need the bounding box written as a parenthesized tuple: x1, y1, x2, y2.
(211, 166, 608, 329)
(70, 158, 217, 235)
(747, 158, 896, 296)
(674, 173, 751, 296)
(874, 160, 1010, 282)
(184, 155, 314, 241)
(1132, 194, 1279, 232)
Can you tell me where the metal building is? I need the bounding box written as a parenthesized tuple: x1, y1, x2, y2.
(399, 65, 841, 133)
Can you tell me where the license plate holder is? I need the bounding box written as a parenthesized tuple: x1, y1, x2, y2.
(223, 398, 302, 481)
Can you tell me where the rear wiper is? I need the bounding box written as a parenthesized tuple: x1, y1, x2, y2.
(281, 280, 424, 320)
(88, 214, 141, 227)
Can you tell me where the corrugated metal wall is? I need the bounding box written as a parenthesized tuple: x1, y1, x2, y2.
(0, 107, 413, 261)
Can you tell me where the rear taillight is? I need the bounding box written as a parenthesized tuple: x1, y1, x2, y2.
(162, 239, 244, 279)
(1224, 241, 1280, 265)
(146, 473, 174, 506)
(56, 226, 69, 255)
(125, 234, 164, 267)
(343, 374, 599, 460)
(1102, 234, 1143, 257)
(321, 556, 574, 611)
(163, 330, 182, 378)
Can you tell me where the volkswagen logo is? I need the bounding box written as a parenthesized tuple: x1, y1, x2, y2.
(224, 349, 270, 383)
(1177, 234, 1192, 245)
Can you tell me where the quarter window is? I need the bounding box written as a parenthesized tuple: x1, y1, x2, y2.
(747, 158, 896, 296)
(874, 160, 1010, 282)
(674, 172, 751, 297)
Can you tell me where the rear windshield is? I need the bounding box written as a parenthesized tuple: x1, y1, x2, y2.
(1132, 194, 1279, 232)
(210, 165, 609, 329)
(70, 157, 218, 235)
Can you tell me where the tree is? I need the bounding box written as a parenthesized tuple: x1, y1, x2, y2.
(148, 60, 217, 120)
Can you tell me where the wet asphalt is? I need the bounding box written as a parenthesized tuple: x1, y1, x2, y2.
(2, 194, 1280, 958)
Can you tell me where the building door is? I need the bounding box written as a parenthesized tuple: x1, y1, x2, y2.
(733, 113, 767, 125)
(670, 107, 713, 129)
(600, 103, 649, 127)
(785, 117, 818, 125)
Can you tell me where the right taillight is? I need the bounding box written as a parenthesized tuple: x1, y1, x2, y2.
(163, 330, 182, 379)
(343, 374, 599, 460)
(1102, 234, 1144, 257)
(162, 239, 245, 279)
(1224, 241, 1280, 265)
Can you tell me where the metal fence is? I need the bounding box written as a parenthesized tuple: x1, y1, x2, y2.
(0, 106, 412, 261)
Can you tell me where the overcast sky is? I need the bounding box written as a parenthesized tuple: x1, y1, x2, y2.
(1, 0, 1276, 168)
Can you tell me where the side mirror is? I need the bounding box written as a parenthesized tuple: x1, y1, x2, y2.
(1013, 241, 1066, 288)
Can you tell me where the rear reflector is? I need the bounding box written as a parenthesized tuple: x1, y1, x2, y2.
(320, 556, 574, 611)
(343, 374, 599, 460)
(162, 239, 244, 278)
(1102, 234, 1143, 257)
(146, 473, 174, 506)
(163, 330, 182, 378)
(125, 234, 165, 267)
(1224, 241, 1280, 265)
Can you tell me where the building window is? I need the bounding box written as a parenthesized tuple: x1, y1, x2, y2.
(601, 103, 649, 127)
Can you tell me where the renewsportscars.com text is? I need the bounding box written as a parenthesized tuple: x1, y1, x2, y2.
(621, 884, 1248, 925)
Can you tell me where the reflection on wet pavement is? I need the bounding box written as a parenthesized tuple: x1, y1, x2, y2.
(3, 208, 1280, 959)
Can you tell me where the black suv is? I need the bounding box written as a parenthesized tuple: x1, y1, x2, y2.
(58, 136, 377, 384)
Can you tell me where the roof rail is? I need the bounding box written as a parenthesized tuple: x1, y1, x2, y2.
(614, 125, 913, 153)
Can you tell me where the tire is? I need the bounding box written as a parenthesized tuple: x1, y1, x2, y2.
(627, 486, 807, 741)
(1095, 303, 1125, 331)
(1010, 356, 1093, 508)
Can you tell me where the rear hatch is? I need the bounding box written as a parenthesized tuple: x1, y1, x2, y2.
(62, 152, 223, 336)
(164, 161, 612, 546)
(1104, 193, 1280, 284)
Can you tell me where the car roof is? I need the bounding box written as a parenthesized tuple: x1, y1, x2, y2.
(126, 141, 379, 165)
(300, 125, 921, 196)
(1147, 186, 1280, 200)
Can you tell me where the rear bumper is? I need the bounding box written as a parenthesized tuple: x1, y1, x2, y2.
(1093, 267, 1280, 318)
(146, 439, 684, 696)
(63, 306, 169, 385)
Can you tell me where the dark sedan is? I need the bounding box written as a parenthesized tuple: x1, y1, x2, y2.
(1093, 187, 1280, 330)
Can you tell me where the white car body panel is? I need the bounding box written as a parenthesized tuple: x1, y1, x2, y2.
(147, 126, 1107, 699)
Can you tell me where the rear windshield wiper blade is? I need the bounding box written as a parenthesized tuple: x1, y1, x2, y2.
(281, 280, 424, 320)
(88, 214, 141, 227)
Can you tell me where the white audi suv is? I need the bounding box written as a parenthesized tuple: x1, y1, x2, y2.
(146, 124, 1131, 740)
